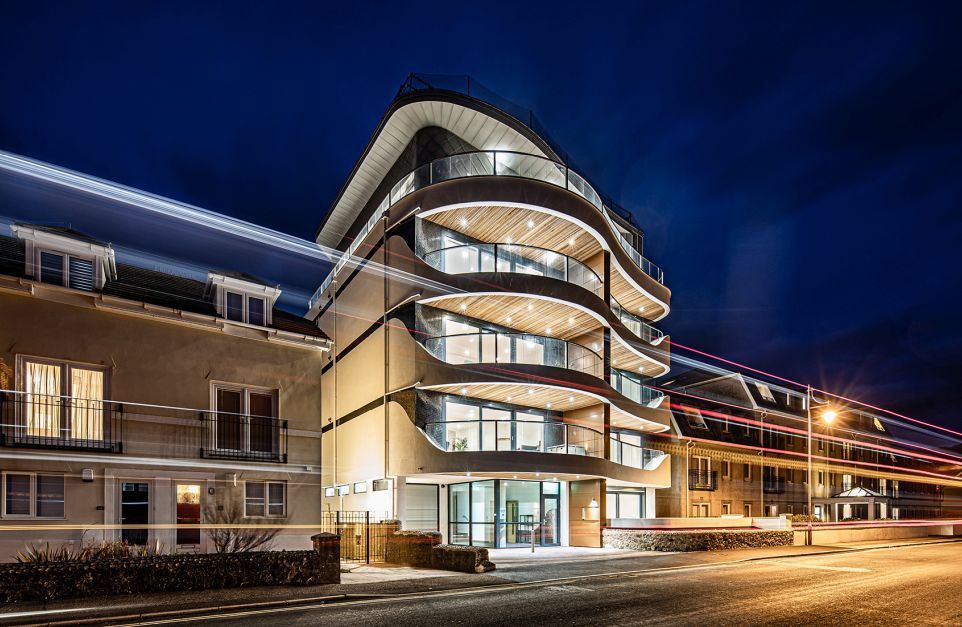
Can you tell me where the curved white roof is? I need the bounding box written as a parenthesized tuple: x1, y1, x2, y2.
(316, 98, 549, 249)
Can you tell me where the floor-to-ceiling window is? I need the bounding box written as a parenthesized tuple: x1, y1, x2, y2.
(448, 479, 561, 548)
(605, 489, 646, 519)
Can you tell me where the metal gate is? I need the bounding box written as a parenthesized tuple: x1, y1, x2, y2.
(320, 511, 398, 563)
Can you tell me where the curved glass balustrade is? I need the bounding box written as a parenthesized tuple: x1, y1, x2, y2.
(422, 332, 603, 378)
(421, 242, 602, 297)
(611, 370, 665, 406)
(312, 150, 666, 309)
(423, 419, 604, 457)
(610, 436, 666, 470)
(610, 297, 665, 345)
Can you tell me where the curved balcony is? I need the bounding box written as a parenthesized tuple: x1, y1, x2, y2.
(313, 149, 665, 303)
(611, 370, 665, 407)
(422, 331, 603, 379)
(610, 297, 665, 345)
(423, 419, 604, 457)
(610, 438, 667, 471)
(421, 242, 602, 298)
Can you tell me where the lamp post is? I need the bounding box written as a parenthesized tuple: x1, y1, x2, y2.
(806, 386, 836, 545)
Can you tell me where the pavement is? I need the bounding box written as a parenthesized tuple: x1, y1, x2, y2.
(1, 537, 959, 625)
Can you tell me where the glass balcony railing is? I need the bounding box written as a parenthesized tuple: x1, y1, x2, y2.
(611, 370, 665, 406)
(421, 242, 602, 297)
(423, 419, 604, 457)
(610, 297, 665, 345)
(610, 438, 666, 470)
(422, 331, 603, 379)
(312, 149, 666, 311)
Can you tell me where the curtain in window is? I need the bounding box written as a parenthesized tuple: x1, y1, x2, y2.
(24, 362, 61, 437)
(70, 368, 104, 441)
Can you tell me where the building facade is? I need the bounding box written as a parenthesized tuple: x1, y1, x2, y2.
(311, 75, 674, 547)
(0, 223, 328, 559)
(653, 371, 962, 521)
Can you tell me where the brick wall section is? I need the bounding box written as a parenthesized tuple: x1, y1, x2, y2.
(0, 548, 340, 603)
(603, 528, 794, 552)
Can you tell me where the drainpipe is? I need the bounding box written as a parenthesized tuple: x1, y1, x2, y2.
(332, 279, 340, 511)
(383, 215, 391, 519)
(685, 440, 694, 516)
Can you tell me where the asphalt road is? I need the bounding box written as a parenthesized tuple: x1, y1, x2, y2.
(135, 542, 962, 626)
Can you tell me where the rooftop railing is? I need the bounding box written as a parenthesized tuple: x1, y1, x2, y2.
(421, 241, 602, 297)
(422, 331, 603, 379)
(311, 149, 665, 311)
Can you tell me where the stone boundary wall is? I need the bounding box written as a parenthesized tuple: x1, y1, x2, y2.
(0, 549, 339, 603)
(603, 528, 794, 552)
(384, 531, 441, 567)
(430, 544, 496, 573)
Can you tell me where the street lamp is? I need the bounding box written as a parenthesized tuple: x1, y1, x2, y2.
(806, 386, 838, 545)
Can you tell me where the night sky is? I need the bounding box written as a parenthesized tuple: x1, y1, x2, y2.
(1, 2, 961, 429)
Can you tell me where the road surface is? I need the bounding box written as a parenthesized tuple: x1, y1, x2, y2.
(125, 542, 962, 626)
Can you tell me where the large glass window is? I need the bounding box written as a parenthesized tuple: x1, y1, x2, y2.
(449, 480, 560, 548)
(471, 481, 495, 547)
(20, 359, 106, 442)
(448, 483, 470, 544)
(499, 480, 541, 547)
(212, 385, 278, 458)
(607, 490, 646, 519)
(3, 473, 65, 518)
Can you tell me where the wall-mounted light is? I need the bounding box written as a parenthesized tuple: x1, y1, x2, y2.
(582, 497, 601, 521)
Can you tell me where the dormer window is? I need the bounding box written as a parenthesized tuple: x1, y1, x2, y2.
(11, 224, 116, 291)
(207, 272, 280, 327)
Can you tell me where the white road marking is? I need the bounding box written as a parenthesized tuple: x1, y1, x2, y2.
(773, 562, 870, 573)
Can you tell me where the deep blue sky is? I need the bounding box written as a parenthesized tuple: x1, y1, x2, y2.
(1, 2, 961, 429)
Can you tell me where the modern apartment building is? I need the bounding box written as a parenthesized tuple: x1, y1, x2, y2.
(655, 370, 962, 521)
(0, 219, 328, 559)
(311, 74, 673, 547)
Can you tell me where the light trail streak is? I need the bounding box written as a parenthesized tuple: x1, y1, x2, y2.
(671, 340, 962, 439)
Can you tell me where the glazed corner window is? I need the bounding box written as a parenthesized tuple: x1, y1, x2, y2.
(3, 473, 64, 518)
(38, 251, 96, 291)
(245, 480, 286, 517)
(223, 291, 267, 326)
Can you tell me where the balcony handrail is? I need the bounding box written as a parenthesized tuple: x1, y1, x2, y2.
(420, 241, 603, 297)
(609, 437, 666, 470)
(688, 469, 718, 490)
(421, 330, 603, 378)
(609, 296, 665, 345)
(311, 149, 665, 311)
(611, 371, 665, 407)
(0, 389, 123, 452)
(422, 418, 604, 457)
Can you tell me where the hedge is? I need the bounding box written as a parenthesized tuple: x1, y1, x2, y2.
(603, 528, 794, 552)
(0, 550, 339, 603)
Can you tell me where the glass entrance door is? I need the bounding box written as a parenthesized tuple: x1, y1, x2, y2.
(121, 482, 149, 545)
(541, 493, 560, 545)
(175, 484, 202, 546)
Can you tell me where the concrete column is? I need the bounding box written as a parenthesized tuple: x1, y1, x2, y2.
(395, 476, 407, 528)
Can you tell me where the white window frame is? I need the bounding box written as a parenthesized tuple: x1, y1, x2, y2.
(36, 248, 98, 290)
(15, 355, 110, 440)
(2, 471, 65, 519)
(11, 224, 115, 291)
(323, 486, 336, 497)
(210, 383, 279, 455)
(244, 480, 286, 518)
(207, 273, 280, 327)
(722, 460, 731, 479)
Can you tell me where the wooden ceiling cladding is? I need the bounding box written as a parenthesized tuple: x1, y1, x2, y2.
(611, 406, 664, 432)
(430, 294, 602, 340)
(426, 205, 601, 263)
(318, 100, 545, 248)
(610, 271, 665, 322)
(612, 340, 665, 377)
(426, 205, 666, 322)
(428, 383, 603, 413)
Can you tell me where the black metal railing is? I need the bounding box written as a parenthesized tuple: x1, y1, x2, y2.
(0, 391, 123, 452)
(764, 477, 787, 494)
(688, 469, 718, 491)
(320, 511, 398, 563)
(200, 412, 288, 463)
